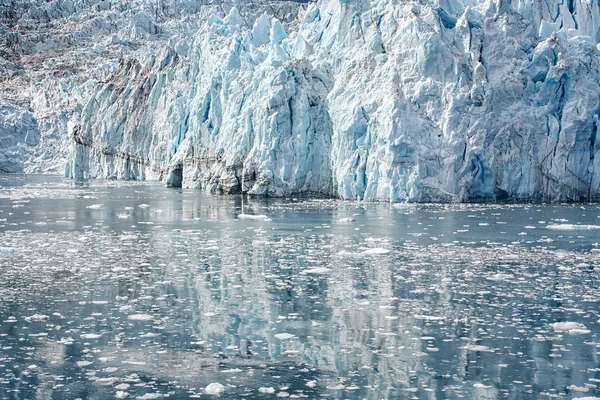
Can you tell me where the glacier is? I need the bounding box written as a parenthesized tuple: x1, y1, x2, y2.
(2, 0, 600, 201)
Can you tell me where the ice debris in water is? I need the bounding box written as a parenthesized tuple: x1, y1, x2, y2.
(303, 267, 331, 275)
(361, 248, 390, 255)
(205, 382, 225, 395)
(464, 345, 494, 352)
(127, 314, 154, 321)
(274, 333, 296, 340)
(546, 224, 600, 230)
(551, 322, 591, 334)
(137, 394, 162, 399)
(3, 180, 600, 398)
(237, 214, 272, 221)
(80, 333, 102, 339)
(24, 314, 49, 322)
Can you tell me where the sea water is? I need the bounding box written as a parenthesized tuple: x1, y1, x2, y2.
(1, 175, 600, 399)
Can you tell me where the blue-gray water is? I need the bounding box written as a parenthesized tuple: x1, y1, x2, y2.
(2, 175, 600, 399)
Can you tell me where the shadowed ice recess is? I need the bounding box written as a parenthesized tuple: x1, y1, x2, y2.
(2, 176, 600, 399)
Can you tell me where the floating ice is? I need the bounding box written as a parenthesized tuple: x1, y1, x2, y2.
(486, 273, 514, 281)
(127, 314, 154, 321)
(76, 360, 93, 367)
(551, 322, 590, 334)
(546, 224, 600, 230)
(24, 314, 49, 322)
(464, 345, 494, 352)
(80, 333, 102, 339)
(137, 394, 162, 399)
(274, 333, 296, 340)
(237, 214, 272, 221)
(361, 248, 390, 255)
(413, 315, 445, 321)
(303, 267, 331, 275)
(205, 382, 225, 395)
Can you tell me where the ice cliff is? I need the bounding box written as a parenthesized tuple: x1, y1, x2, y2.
(2, 0, 600, 202)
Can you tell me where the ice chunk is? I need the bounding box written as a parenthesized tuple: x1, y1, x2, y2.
(24, 314, 49, 322)
(551, 322, 590, 334)
(362, 248, 390, 255)
(137, 394, 162, 399)
(274, 333, 295, 340)
(237, 214, 271, 221)
(413, 315, 445, 321)
(127, 314, 154, 321)
(80, 333, 102, 339)
(76, 360, 93, 367)
(205, 382, 225, 395)
(303, 267, 331, 275)
(546, 224, 600, 230)
(464, 345, 494, 352)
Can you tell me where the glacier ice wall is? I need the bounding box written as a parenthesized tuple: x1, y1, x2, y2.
(3, 0, 600, 201)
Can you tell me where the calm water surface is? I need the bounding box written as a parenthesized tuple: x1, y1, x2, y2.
(1, 175, 600, 399)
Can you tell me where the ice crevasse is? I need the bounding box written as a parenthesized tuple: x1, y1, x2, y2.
(16, 0, 600, 201)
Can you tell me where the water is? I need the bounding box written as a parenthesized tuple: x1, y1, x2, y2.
(1, 175, 600, 399)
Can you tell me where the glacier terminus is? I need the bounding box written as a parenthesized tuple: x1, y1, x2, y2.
(2, 0, 600, 202)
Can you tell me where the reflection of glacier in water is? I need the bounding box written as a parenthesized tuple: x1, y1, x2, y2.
(1, 176, 600, 399)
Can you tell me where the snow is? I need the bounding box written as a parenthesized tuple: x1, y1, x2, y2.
(3, 0, 600, 202)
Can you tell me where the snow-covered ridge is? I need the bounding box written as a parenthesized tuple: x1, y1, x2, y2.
(3, 0, 600, 201)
